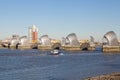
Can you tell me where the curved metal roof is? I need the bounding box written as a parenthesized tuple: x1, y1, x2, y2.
(19, 36, 29, 45)
(39, 35, 51, 46)
(103, 31, 119, 46)
(66, 33, 79, 46)
(90, 36, 94, 43)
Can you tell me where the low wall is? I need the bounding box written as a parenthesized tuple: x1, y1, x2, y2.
(18, 45, 31, 50)
(0, 45, 3, 48)
(63, 46, 81, 50)
(38, 45, 52, 50)
(102, 46, 120, 52)
(9, 45, 16, 49)
(85, 72, 120, 80)
(88, 46, 96, 51)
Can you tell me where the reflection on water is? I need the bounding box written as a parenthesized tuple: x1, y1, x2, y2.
(0, 49, 120, 80)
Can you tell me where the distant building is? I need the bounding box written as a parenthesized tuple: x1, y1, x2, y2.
(79, 40, 89, 44)
(12, 35, 19, 39)
(51, 39, 61, 44)
(28, 25, 38, 43)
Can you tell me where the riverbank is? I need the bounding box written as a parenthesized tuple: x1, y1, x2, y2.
(85, 72, 120, 80)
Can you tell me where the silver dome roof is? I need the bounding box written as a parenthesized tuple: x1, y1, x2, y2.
(103, 31, 119, 46)
(65, 33, 79, 46)
(39, 35, 51, 46)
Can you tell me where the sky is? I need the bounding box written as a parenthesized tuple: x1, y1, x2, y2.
(0, 0, 120, 42)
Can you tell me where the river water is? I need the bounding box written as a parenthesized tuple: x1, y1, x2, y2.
(0, 48, 120, 80)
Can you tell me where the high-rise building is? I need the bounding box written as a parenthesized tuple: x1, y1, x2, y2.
(29, 25, 38, 43)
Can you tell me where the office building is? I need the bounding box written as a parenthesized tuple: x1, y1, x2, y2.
(29, 25, 38, 43)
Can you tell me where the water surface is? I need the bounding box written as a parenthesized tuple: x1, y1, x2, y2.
(0, 49, 120, 80)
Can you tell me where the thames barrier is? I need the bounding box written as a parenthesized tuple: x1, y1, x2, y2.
(0, 33, 96, 51)
(0, 25, 120, 53)
(1, 30, 120, 53)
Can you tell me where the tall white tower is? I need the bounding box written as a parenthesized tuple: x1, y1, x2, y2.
(28, 25, 38, 43)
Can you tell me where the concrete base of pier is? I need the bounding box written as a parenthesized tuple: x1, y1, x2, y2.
(9, 45, 16, 49)
(63, 46, 81, 50)
(102, 46, 120, 52)
(18, 45, 31, 50)
(38, 45, 52, 50)
(0, 45, 3, 48)
(88, 46, 96, 51)
(85, 72, 120, 80)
